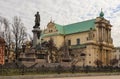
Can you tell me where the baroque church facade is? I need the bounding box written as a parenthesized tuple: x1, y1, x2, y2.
(40, 11, 114, 67)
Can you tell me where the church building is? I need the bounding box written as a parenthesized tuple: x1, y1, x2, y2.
(40, 11, 114, 67)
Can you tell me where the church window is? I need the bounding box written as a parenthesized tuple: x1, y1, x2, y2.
(76, 38, 80, 45)
(68, 40, 71, 46)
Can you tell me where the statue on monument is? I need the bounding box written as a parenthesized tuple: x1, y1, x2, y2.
(33, 12, 40, 28)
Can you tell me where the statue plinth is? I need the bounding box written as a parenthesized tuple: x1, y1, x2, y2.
(32, 27, 41, 48)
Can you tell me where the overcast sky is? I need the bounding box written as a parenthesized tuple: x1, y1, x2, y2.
(0, 0, 120, 46)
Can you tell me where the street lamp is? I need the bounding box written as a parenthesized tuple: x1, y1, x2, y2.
(80, 53, 86, 68)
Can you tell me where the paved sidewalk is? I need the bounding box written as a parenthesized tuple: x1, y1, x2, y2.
(47, 75, 120, 79)
(0, 73, 120, 79)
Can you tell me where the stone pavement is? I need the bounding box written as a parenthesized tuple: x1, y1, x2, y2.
(0, 73, 120, 79)
(48, 75, 120, 79)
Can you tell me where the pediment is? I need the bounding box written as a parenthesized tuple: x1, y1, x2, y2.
(47, 21, 57, 28)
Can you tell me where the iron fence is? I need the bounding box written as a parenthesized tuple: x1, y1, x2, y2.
(0, 64, 120, 76)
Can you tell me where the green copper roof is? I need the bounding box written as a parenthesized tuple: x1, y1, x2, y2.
(42, 19, 96, 37)
(63, 19, 95, 35)
(54, 23, 64, 34)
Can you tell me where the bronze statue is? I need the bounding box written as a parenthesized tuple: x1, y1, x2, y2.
(33, 12, 40, 28)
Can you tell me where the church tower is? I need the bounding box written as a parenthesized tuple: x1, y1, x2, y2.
(95, 10, 114, 66)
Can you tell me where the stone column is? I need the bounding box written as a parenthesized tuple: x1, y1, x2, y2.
(107, 28, 109, 43)
(100, 48, 103, 63)
(107, 29, 109, 43)
(108, 29, 110, 42)
(102, 49, 104, 65)
(103, 28, 105, 41)
(106, 28, 108, 42)
(98, 27, 100, 41)
(109, 29, 111, 43)
(104, 28, 106, 42)
(99, 27, 102, 42)
(108, 50, 112, 65)
(106, 50, 109, 65)
(104, 50, 107, 65)
(102, 27, 104, 41)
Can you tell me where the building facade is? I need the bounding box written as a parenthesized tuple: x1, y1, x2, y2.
(0, 37, 5, 65)
(41, 11, 114, 67)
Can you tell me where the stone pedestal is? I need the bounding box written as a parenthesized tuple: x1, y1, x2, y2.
(32, 28, 41, 48)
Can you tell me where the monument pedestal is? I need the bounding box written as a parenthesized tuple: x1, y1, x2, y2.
(32, 28, 41, 48)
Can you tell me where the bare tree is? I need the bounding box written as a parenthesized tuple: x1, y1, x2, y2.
(3, 18, 12, 59)
(0, 17, 12, 60)
(12, 16, 27, 60)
